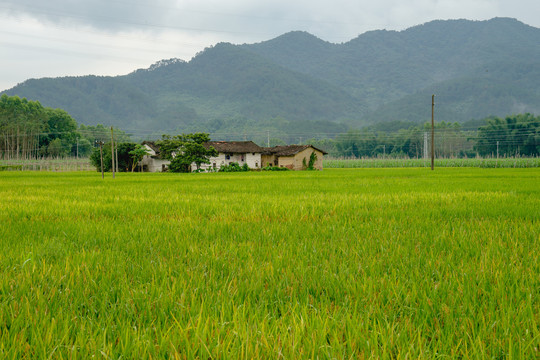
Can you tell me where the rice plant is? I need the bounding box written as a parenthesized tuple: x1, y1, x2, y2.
(0, 169, 538, 358)
(324, 157, 540, 168)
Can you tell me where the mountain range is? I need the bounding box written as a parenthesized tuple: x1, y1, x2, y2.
(3, 17, 540, 138)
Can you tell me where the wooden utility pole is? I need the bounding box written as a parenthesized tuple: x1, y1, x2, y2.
(111, 127, 115, 179)
(97, 140, 104, 179)
(431, 95, 435, 171)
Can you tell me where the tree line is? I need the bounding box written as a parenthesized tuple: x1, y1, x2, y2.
(0, 95, 129, 160)
(309, 115, 539, 158)
(2, 94, 538, 162)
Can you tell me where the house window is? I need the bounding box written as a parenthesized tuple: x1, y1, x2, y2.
(225, 154, 231, 160)
(255, 162, 259, 167)
(213, 163, 216, 169)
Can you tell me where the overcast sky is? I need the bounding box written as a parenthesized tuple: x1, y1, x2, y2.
(1, 0, 539, 91)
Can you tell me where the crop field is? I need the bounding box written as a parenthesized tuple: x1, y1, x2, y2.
(0, 169, 539, 358)
(324, 157, 540, 168)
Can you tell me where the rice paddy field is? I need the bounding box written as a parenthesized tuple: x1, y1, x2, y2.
(324, 157, 540, 168)
(0, 168, 539, 359)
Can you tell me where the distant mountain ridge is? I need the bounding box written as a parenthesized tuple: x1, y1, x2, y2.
(3, 17, 540, 136)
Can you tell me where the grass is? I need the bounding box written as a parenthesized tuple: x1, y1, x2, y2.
(324, 157, 540, 168)
(0, 169, 539, 358)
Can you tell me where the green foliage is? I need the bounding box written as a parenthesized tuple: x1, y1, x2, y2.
(157, 133, 218, 173)
(308, 152, 317, 170)
(89, 145, 111, 172)
(89, 142, 139, 172)
(219, 162, 250, 172)
(0, 94, 47, 159)
(76, 138, 93, 157)
(47, 138, 63, 157)
(0, 94, 130, 159)
(474, 114, 540, 156)
(4, 18, 540, 134)
(324, 157, 540, 168)
(128, 144, 149, 172)
(0, 169, 539, 357)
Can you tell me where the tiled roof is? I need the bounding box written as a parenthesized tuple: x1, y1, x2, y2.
(263, 145, 328, 156)
(204, 141, 265, 153)
(142, 141, 160, 153)
(141, 141, 163, 158)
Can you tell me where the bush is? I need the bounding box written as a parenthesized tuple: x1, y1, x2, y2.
(219, 162, 250, 172)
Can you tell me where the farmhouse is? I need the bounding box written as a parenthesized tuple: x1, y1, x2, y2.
(139, 141, 327, 172)
(141, 141, 170, 172)
(262, 145, 327, 170)
(199, 141, 264, 171)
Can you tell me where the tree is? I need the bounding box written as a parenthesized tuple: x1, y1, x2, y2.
(47, 138, 63, 158)
(474, 114, 540, 156)
(157, 133, 218, 173)
(90, 142, 139, 172)
(129, 144, 149, 172)
(0, 95, 47, 159)
(77, 138, 93, 157)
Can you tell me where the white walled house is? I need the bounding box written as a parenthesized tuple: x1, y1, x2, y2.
(140, 141, 170, 172)
(196, 141, 264, 172)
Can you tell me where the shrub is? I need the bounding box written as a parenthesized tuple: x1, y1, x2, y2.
(219, 162, 250, 172)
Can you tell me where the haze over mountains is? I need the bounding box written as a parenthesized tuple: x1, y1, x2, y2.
(3, 17, 540, 137)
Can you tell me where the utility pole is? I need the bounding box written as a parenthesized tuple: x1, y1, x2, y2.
(431, 95, 435, 171)
(76, 138, 79, 159)
(267, 130, 270, 147)
(116, 146, 119, 173)
(111, 127, 115, 179)
(423, 132, 428, 159)
(97, 140, 104, 179)
(496, 140, 500, 160)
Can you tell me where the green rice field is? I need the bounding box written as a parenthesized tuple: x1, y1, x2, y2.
(324, 157, 540, 168)
(1, 169, 539, 358)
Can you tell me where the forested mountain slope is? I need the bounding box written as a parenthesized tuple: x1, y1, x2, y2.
(3, 17, 540, 135)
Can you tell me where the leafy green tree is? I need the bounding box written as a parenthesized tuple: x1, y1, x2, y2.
(76, 138, 93, 157)
(157, 133, 218, 173)
(44, 108, 77, 145)
(129, 144, 149, 172)
(475, 114, 540, 156)
(0, 95, 47, 159)
(90, 143, 112, 172)
(90, 142, 139, 172)
(47, 138, 64, 157)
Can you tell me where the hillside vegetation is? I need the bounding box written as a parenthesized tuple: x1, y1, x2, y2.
(3, 18, 540, 135)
